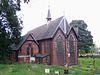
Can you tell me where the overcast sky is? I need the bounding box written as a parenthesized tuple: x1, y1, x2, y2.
(18, 0, 100, 47)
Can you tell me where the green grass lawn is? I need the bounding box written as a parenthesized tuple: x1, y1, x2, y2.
(0, 58, 100, 75)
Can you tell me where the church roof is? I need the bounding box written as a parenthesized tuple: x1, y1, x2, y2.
(11, 34, 38, 50)
(11, 16, 72, 50)
(28, 16, 70, 40)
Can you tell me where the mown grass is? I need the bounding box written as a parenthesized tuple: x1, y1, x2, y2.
(0, 58, 100, 75)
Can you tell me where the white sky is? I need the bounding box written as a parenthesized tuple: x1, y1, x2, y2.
(18, 0, 100, 47)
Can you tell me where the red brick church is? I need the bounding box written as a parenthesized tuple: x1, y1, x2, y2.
(10, 8, 78, 65)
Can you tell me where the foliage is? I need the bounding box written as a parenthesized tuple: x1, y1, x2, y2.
(16, 0, 30, 10)
(89, 44, 99, 53)
(0, 0, 22, 60)
(0, 58, 100, 75)
(70, 20, 93, 53)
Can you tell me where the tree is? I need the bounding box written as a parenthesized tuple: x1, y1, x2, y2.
(90, 44, 100, 53)
(16, 0, 30, 10)
(0, 0, 22, 60)
(70, 20, 93, 53)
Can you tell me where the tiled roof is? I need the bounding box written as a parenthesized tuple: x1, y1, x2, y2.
(28, 16, 64, 40)
(11, 34, 28, 50)
(12, 16, 71, 50)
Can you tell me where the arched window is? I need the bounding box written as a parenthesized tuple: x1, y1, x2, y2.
(69, 35, 75, 52)
(26, 43, 33, 55)
(27, 47, 30, 55)
(56, 36, 64, 52)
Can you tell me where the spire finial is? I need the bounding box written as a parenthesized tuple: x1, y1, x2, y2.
(46, 0, 51, 22)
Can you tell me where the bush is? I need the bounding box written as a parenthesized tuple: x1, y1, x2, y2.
(79, 54, 100, 58)
(0, 60, 15, 64)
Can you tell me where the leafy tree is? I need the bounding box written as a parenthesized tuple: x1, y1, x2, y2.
(90, 44, 97, 53)
(16, 0, 30, 10)
(90, 44, 100, 53)
(70, 20, 93, 53)
(0, 0, 22, 60)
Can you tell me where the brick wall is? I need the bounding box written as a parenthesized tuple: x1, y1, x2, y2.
(10, 29, 78, 65)
(52, 29, 66, 65)
(66, 29, 78, 65)
(18, 41, 39, 63)
(39, 40, 51, 64)
(21, 41, 39, 55)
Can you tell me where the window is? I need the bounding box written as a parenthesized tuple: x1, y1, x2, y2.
(18, 48, 21, 55)
(31, 47, 33, 56)
(26, 43, 33, 55)
(27, 47, 30, 55)
(57, 41, 63, 52)
(69, 35, 75, 52)
(56, 36, 64, 52)
(29, 43, 32, 47)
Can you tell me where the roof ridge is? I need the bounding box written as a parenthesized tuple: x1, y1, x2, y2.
(28, 16, 64, 40)
(28, 16, 64, 34)
(43, 16, 64, 37)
